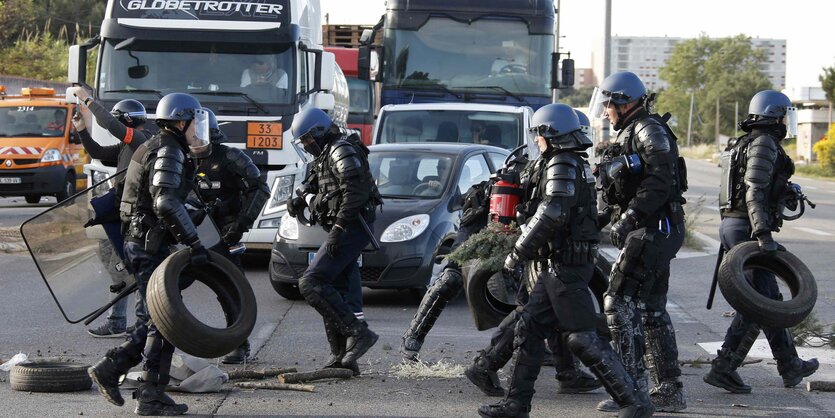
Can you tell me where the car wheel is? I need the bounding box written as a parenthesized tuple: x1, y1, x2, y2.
(147, 248, 258, 359)
(25, 195, 41, 204)
(271, 280, 303, 300)
(55, 172, 75, 202)
(10, 361, 92, 392)
(718, 241, 816, 329)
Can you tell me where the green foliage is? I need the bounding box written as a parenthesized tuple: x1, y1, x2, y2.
(559, 85, 596, 108)
(657, 34, 772, 144)
(790, 311, 835, 348)
(446, 223, 520, 272)
(819, 66, 835, 104)
(0, 30, 69, 81)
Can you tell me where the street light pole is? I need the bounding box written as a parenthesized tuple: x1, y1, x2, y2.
(602, 0, 612, 142)
(553, 0, 561, 102)
(687, 91, 694, 147)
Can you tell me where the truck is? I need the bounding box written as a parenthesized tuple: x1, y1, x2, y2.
(0, 86, 88, 203)
(327, 47, 376, 144)
(68, 0, 347, 251)
(357, 0, 573, 110)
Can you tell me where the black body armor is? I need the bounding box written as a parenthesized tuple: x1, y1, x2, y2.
(120, 130, 198, 250)
(195, 144, 270, 232)
(719, 128, 794, 234)
(309, 137, 381, 229)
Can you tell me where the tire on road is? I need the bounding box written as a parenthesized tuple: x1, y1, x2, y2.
(718, 241, 816, 329)
(55, 172, 75, 203)
(147, 248, 257, 359)
(10, 361, 92, 392)
(24, 195, 41, 204)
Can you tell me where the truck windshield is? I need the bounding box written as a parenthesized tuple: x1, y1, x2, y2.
(98, 40, 295, 106)
(382, 18, 552, 97)
(0, 107, 67, 137)
(377, 109, 523, 150)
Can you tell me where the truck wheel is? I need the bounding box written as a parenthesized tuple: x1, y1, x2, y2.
(55, 172, 76, 202)
(147, 248, 258, 359)
(718, 242, 816, 329)
(10, 361, 92, 392)
(25, 195, 41, 204)
(270, 280, 303, 300)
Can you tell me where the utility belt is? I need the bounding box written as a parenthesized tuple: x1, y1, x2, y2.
(552, 240, 599, 266)
(127, 212, 170, 253)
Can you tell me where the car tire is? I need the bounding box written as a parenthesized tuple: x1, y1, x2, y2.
(10, 361, 92, 392)
(718, 241, 816, 329)
(270, 280, 303, 300)
(25, 195, 41, 204)
(147, 248, 257, 359)
(55, 172, 75, 202)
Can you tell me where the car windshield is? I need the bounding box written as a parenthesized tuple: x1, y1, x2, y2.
(369, 151, 454, 199)
(377, 109, 522, 150)
(383, 17, 553, 97)
(98, 39, 295, 107)
(0, 106, 67, 137)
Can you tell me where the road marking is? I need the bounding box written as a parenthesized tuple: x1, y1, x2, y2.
(704, 205, 719, 211)
(666, 300, 698, 323)
(793, 227, 833, 236)
(690, 231, 721, 253)
(804, 186, 818, 190)
(249, 322, 279, 356)
(698, 339, 835, 365)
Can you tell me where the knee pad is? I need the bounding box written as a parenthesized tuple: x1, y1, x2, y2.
(566, 331, 597, 354)
(604, 295, 633, 328)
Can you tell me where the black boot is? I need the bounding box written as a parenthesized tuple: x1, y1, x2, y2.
(465, 351, 506, 397)
(777, 357, 819, 388)
(342, 318, 379, 365)
(703, 348, 751, 393)
(133, 378, 188, 416)
(89, 343, 144, 407)
(567, 332, 654, 418)
(322, 319, 361, 376)
(221, 340, 251, 365)
(478, 399, 531, 418)
(557, 369, 602, 394)
(401, 268, 462, 362)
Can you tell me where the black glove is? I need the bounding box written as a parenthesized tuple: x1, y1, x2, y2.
(502, 252, 524, 282)
(325, 224, 344, 258)
(286, 196, 305, 218)
(597, 207, 613, 231)
(190, 244, 209, 266)
(222, 221, 244, 246)
(756, 231, 784, 253)
(610, 209, 640, 249)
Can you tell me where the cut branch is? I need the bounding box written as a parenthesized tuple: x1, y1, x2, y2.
(227, 367, 297, 380)
(234, 381, 315, 392)
(278, 368, 354, 384)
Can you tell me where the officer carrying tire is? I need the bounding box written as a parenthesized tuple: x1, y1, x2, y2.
(704, 89, 819, 393)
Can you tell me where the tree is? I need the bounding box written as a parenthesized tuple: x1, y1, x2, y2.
(819, 66, 835, 104)
(657, 34, 772, 144)
(559, 85, 596, 109)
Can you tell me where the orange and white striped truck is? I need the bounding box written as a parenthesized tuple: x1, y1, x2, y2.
(0, 86, 88, 203)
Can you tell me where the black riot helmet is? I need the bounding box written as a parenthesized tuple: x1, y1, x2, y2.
(291, 107, 339, 157)
(155, 93, 202, 123)
(529, 103, 591, 151)
(588, 71, 647, 130)
(739, 90, 797, 138)
(202, 107, 225, 143)
(110, 99, 146, 128)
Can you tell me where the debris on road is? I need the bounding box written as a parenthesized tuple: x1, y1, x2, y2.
(278, 369, 353, 384)
(732, 403, 750, 408)
(391, 360, 465, 380)
(234, 381, 315, 392)
(227, 367, 297, 381)
(0, 353, 28, 371)
(807, 381, 835, 392)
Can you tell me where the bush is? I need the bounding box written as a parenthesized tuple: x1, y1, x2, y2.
(446, 223, 520, 272)
(813, 125, 835, 170)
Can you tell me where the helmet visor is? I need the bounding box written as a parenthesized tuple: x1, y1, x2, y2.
(186, 109, 210, 150)
(292, 133, 321, 161)
(588, 87, 611, 120)
(785, 106, 798, 138)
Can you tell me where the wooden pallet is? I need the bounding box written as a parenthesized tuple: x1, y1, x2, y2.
(322, 24, 374, 48)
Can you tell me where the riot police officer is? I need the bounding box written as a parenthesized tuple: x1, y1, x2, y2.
(286, 108, 382, 374)
(88, 93, 210, 416)
(704, 90, 818, 393)
(193, 108, 270, 364)
(465, 110, 601, 397)
(71, 88, 153, 338)
(590, 71, 687, 412)
(478, 104, 653, 418)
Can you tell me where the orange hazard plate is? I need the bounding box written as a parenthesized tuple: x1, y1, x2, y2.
(246, 122, 283, 149)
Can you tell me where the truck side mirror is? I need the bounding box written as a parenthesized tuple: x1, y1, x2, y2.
(312, 93, 335, 112)
(68, 45, 86, 85)
(358, 45, 372, 81)
(319, 52, 336, 92)
(561, 58, 575, 88)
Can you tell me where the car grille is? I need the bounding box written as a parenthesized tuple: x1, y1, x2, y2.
(360, 266, 384, 282)
(0, 183, 34, 191)
(271, 260, 305, 279)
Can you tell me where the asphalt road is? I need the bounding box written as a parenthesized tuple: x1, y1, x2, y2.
(0, 159, 833, 417)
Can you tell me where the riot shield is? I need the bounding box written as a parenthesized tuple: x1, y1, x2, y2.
(21, 172, 221, 324)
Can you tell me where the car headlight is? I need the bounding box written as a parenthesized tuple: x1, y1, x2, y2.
(263, 174, 295, 215)
(277, 213, 298, 240)
(40, 148, 62, 163)
(380, 214, 430, 243)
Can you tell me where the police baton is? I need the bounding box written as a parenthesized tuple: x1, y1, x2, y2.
(83, 282, 138, 326)
(706, 245, 725, 310)
(358, 215, 380, 251)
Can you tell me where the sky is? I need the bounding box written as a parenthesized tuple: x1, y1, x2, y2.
(320, 0, 834, 90)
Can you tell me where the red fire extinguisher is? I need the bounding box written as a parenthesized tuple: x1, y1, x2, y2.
(489, 173, 523, 225)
